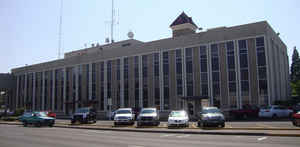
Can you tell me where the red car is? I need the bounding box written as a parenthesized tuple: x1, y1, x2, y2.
(229, 105, 259, 119)
(292, 111, 300, 127)
(43, 111, 56, 118)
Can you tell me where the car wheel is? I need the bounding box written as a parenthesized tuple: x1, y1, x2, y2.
(242, 114, 248, 119)
(198, 122, 204, 128)
(156, 122, 160, 126)
(114, 122, 118, 126)
(137, 122, 141, 127)
(221, 123, 225, 128)
(295, 119, 300, 127)
(272, 114, 277, 119)
(49, 123, 54, 127)
(35, 121, 41, 127)
(23, 121, 28, 127)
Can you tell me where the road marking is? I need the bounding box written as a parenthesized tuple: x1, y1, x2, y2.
(160, 134, 176, 137)
(85, 130, 108, 134)
(257, 137, 267, 141)
(176, 134, 190, 138)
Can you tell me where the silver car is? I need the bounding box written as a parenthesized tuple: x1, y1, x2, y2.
(114, 108, 135, 126)
(167, 110, 189, 128)
(198, 107, 225, 128)
(137, 108, 160, 127)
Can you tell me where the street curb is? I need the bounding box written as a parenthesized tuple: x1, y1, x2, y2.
(1, 122, 300, 137)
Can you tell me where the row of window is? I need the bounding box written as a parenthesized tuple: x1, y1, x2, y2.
(17, 37, 268, 110)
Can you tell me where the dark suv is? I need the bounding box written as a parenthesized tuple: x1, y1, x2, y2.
(71, 107, 97, 124)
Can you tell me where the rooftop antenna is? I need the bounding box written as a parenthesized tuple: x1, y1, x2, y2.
(111, 0, 114, 43)
(58, 0, 63, 59)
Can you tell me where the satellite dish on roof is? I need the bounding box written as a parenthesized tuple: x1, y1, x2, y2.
(127, 31, 134, 39)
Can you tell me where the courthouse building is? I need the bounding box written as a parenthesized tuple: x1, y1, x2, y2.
(8, 12, 289, 118)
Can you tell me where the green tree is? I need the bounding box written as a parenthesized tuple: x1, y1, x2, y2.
(291, 80, 300, 96)
(291, 47, 300, 83)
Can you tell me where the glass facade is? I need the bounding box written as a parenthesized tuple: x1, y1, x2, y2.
(100, 62, 105, 110)
(200, 46, 208, 96)
(176, 49, 183, 96)
(163, 51, 169, 110)
(211, 44, 220, 107)
(153, 53, 160, 107)
(134, 56, 139, 108)
(256, 37, 268, 105)
(226, 41, 237, 108)
(123, 58, 129, 107)
(142, 55, 148, 108)
(238, 40, 250, 106)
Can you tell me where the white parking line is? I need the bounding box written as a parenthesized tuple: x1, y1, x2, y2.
(160, 134, 176, 137)
(257, 137, 267, 141)
(176, 134, 190, 138)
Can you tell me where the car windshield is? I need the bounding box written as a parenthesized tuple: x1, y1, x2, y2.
(116, 110, 131, 114)
(141, 109, 155, 114)
(202, 109, 221, 114)
(170, 111, 186, 117)
(261, 106, 271, 109)
(75, 108, 89, 113)
(35, 112, 47, 117)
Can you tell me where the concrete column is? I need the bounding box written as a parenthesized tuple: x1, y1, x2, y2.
(104, 61, 107, 111)
(24, 74, 28, 110)
(63, 68, 66, 113)
(42, 71, 45, 110)
(52, 70, 55, 111)
(75, 66, 79, 109)
(32, 73, 36, 110)
(15, 75, 19, 109)
(120, 57, 124, 107)
(139, 56, 143, 108)
(235, 40, 242, 109)
(89, 63, 92, 100)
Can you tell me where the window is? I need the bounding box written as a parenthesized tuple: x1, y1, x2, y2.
(163, 51, 169, 110)
(186, 48, 193, 73)
(153, 53, 160, 107)
(200, 45, 208, 96)
(238, 39, 249, 97)
(256, 37, 268, 100)
(176, 49, 183, 96)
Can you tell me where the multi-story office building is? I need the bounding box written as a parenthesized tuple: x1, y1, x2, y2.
(9, 12, 289, 118)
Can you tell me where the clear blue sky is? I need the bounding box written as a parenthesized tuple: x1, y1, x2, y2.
(1, 0, 299, 73)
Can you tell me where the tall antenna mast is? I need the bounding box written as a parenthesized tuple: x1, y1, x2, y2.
(111, 0, 114, 43)
(58, 0, 63, 59)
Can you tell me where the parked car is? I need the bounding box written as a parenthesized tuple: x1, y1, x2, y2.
(229, 105, 259, 119)
(43, 111, 56, 118)
(114, 108, 135, 126)
(259, 105, 293, 118)
(198, 107, 225, 128)
(292, 111, 300, 127)
(167, 110, 189, 128)
(71, 107, 97, 124)
(19, 112, 55, 127)
(137, 108, 160, 127)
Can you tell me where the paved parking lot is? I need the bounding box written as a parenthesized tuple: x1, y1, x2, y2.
(55, 119, 298, 129)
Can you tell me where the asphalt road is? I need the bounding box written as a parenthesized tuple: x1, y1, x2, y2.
(1, 124, 299, 147)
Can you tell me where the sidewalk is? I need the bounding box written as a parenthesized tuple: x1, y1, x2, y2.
(1, 120, 300, 137)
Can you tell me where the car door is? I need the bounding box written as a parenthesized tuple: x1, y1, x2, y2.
(273, 106, 281, 117)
